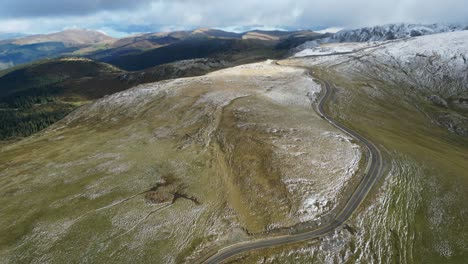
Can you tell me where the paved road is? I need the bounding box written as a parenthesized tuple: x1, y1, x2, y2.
(201, 78, 384, 264)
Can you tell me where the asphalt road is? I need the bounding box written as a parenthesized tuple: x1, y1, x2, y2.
(201, 78, 384, 264)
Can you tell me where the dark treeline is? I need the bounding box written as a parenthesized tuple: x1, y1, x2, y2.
(0, 107, 72, 139)
(0, 82, 72, 140)
(1, 95, 56, 109)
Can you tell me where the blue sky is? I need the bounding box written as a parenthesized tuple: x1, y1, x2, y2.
(0, 0, 467, 37)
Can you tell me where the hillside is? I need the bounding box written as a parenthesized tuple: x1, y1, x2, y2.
(0, 58, 122, 140)
(294, 31, 468, 136)
(0, 42, 76, 69)
(0, 29, 114, 69)
(75, 28, 242, 61)
(105, 38, 286, 71)
(0, 28, 467, 263)
(0, 28, 325, 140)
(0, 28, 320, 70)
(5, 29, 114, 46)
(331, 23, 465, 42)
(82, 29, 319, 64)
(0, 61, 363, 263)
(294, 23, 467, 54)
(270, 31, 468, 263)
(0, 28, 319, 139)
(0, 58, 232, 140)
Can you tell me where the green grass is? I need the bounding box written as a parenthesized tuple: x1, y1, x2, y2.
(314, 68, 468, 263)
(229, 65, 468, 263)
(0, 82, 226, 263)
(0, 62, 366, 263)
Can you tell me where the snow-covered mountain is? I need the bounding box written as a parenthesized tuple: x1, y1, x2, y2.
(331, 23, 465, 42)
(290, 30, 468, 135)
(294, 23, 467, 56)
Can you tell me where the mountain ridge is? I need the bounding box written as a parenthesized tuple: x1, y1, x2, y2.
(0, 29, 114, 46)
(0, 28, 319, 70)
(294, 23, 467, 53)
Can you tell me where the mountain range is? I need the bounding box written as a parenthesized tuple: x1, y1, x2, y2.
(1, 23, 467, 141)
(0, 28, 321, 70)
(294, 23, 467, 53)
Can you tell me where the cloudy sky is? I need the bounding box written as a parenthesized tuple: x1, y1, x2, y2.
(1, 0, 467, 36)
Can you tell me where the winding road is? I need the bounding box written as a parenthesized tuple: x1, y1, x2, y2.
(201, 77, 384, 264)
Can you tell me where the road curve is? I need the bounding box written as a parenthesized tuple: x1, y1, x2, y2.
(201, 77, 384, 264)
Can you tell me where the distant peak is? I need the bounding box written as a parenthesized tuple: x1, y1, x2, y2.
(194, 28, 212, 32)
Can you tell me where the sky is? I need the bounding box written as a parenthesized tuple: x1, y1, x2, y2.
(0, 0, 467, 37)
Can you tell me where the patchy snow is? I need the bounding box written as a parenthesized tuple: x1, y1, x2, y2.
(288, 30, 468, 99)
(281, 129, 362, 222)
(293, 23, 467, 58)
(331, 23, 466, 42)
(194, 90, 251, 107)
(262, 72, 320, 106)
(1, 58, 369, 263)
(294, 42, 373, 57)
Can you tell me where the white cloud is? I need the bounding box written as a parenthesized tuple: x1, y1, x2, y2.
(315, 27, 345, 34)
(0, 0, 467, 35)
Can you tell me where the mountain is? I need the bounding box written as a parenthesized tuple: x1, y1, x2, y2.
(337, 31, 468, 135)
(330, 23, 465, 42)
(0, 28, 322, 71)
(76, 28, 242, 60)
(276, 30, 468, 264)
(80, 29, 319, 63)
(289, 30, 468, 136)
(0, 33, 27, 40)
(0, 58, 121, 139)
(0, 57, 231, 140)
(0, 28, 324, 139)
(1, 30, 467, 263)
(4, 29, 114, 46)
(192, 28, 243, 38)
(294, 23, 467, 54)
(0, 61, 364, 263)
(0, 29, 114, 70)
(243, 30, 296, 40)
(104, 38, 285, 71)
(0, 42, 76, 70)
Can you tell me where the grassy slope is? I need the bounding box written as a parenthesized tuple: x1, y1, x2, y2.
(0, 35, 297, 140)
(0, 62, 362, 263)
(0, 59, 122, 140)
(321, 69, 468, 263)
(0, 29, 322, 141)
(0, 42, 79, 69)
(0, 57, 235, 140)
(233, 65, 468, 263)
